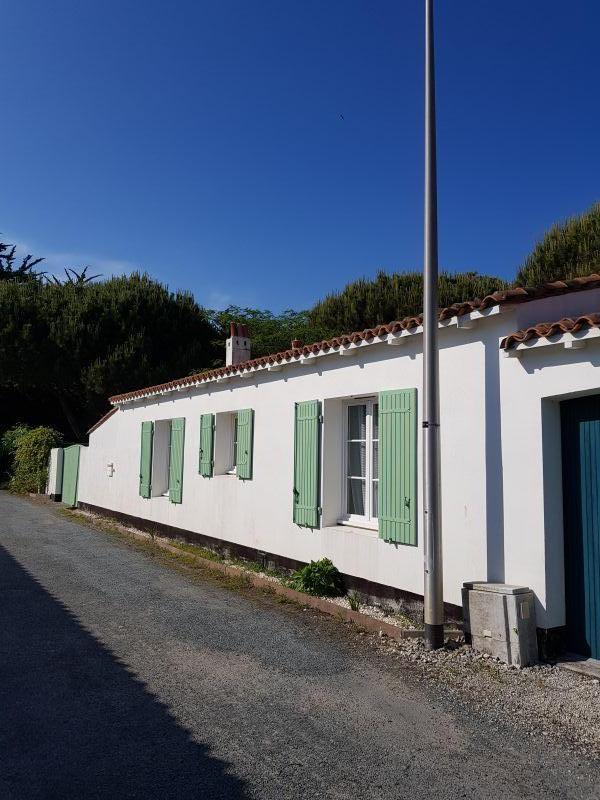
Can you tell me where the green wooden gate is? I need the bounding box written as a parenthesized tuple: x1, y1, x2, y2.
(561, 395, 600, 659)
(62, 444, 81, 508)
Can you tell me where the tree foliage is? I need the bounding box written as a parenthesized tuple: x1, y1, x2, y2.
(309, 270, 509, 338)
(0, 241, 44, 282)
(0, 424, 32, 482)
(4, 202, 599, 442)
(208, 306, 317, 361)
(8, 426, 63, 494)
(48, 266, 102, 286)
(516, 202, 600, 286)
(0, 273, 218, 437)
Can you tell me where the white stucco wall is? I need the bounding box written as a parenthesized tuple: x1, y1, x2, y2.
(77, 288, 600, 627)
(46, 447, 63, 496)
(79, 319, 500, 610)
(498, 287, 600, 627)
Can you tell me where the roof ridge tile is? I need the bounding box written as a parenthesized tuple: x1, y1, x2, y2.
(501, 312, 600, 349)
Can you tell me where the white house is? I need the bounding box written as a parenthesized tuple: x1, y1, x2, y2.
(66, 274, 600, 660)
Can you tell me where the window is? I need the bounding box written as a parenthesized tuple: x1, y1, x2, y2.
(214, 411, 238, 475)
(230, 414, 238, 473)
(342, 399, 378, 526)
(152, 420, 172, 496)
(213, 409, 253, 479)
(140, 417, 185, 504)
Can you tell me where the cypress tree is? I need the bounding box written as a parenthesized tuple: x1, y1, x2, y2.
(516, 203, 600, 286)
(309, 270, 509, 337)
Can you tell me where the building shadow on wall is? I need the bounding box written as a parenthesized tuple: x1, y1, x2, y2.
(485, 338, 505, 582)
(0, 544, 249, 799)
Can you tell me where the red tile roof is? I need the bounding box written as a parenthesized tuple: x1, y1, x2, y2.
(110, 273, 600, 404)
(87, 406, 117, 434)
(501, 313, 600, 350)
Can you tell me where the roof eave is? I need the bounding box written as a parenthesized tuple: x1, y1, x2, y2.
(109, 307, 506, 406)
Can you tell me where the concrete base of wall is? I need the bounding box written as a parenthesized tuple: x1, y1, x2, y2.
(78, 502, 462, 624)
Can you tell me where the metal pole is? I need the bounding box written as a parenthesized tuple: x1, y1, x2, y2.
(423, 0, 444, 649)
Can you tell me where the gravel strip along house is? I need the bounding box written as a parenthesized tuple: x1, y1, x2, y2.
(52, 274, 600, 661)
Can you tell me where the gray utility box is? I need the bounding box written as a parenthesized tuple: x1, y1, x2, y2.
(462, 582, 538, 667)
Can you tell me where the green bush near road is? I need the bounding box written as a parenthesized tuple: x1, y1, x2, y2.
(0, 424, 32, 483)
(8, 426, 63, 494)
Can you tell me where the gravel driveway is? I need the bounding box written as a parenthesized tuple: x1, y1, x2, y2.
(1, 492, 598, 800)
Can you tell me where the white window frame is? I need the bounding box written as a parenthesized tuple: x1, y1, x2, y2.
(214, 411, 239, 476)
(226, 412, 238, 475)
(339, 397, 378, 530)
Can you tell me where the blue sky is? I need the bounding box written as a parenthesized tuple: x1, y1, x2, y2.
(2, 1, 598, 311)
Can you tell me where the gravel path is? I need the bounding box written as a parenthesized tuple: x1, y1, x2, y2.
(1, 492, 599, 800)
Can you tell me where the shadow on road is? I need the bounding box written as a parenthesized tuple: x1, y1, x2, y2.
(0, 543, 249, 799)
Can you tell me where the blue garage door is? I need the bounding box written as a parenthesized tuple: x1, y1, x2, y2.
(561, 396, 600, 659)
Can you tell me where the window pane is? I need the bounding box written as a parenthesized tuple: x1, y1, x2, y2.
(372, 480, 378, 518)
(372, 441, 378, 479)
(347, 442, 366, 477)
(348, 404, 367, 440)
(372, 403, 378, 439)
(232, 416, 238, 467)
(347, 478, 366, 515)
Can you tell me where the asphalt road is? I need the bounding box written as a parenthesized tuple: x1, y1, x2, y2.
(1, 493, 598, 800)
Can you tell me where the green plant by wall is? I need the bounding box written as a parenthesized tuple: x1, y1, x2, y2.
(347, 592, 361, 612)
(289, 558, 345, 597)
(8, 426, 63, 494)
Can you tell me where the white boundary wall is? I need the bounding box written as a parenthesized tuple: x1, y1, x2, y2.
(47, 447, 63, 497)
(78, 288, 600, 628)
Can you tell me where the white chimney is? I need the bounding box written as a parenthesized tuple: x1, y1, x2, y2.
(226, 321, 252, 366)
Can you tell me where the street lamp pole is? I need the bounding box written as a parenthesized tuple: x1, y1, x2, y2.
(423, 0, 444, 650)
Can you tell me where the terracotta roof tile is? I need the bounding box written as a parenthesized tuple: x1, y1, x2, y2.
(501, 313, 600, 349)
(87, 406, 117, 434)
(110, 273, 600, 403)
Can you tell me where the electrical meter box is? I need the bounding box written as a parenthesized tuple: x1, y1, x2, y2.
(462, 582, 538, 667)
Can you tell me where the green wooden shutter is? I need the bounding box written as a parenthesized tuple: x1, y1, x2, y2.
(293, 400, 321, 528)
(199, 413, 215, 477)
(169, 417, 185, 503)
(236, 409, 254, 480)
(62, 445, 81, 507)
(378, 388, 417, 545)
(139, 421, 154, 499)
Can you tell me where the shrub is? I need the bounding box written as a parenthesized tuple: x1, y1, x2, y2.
(8, 426, 63, 494)
(289, 558, 345, 597)
(0, 424, 32, 481)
